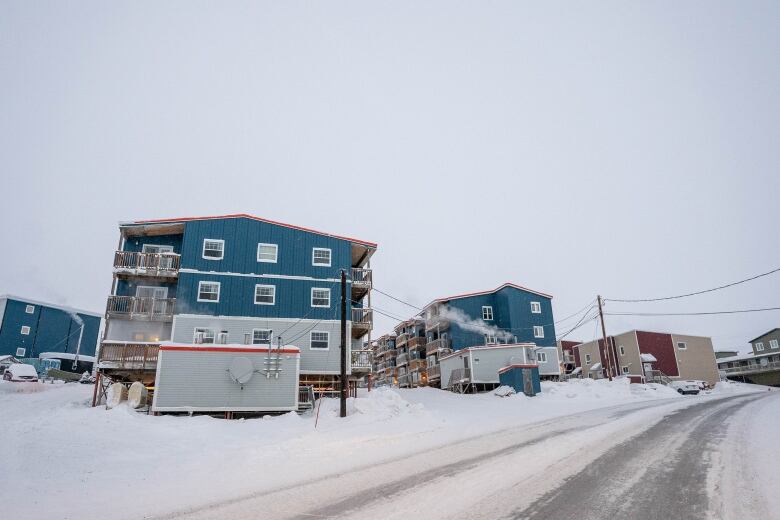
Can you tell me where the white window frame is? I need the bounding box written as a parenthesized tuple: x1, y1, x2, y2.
(142, 244, 174, 254)
(537, 352, 547, 363)
(677, 341, 687, 350)
(311, 288, 331, 308)
(25, 305, 34, 314)
(16, 347, 26, 357)
(530, 301, 541, 314)
(622, 366, 630, 375)
(310, 331, 330, 350)
(619, 345, 625, 356)
(485, 334, 498, 345)
(202, 239, 225, 260)
(20, 326, 31, 335)
(533, 326, 544, 339)
(481, 306, 494, 321)
(254, 284, 276, 305)
(252, 329, 272, 345)
(257, 243, 278, 263)
(194, 328, 216, 344)
(770, 339, 779, 349)
(197, 281, 221, 302)
(585, 354, 592, 364)
(755, 342, 764, 352)
(312, 247, 332, 267)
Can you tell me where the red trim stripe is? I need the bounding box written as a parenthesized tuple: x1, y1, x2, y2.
(424, 282, 553, 309)
(160, 346, 300, 354)
(128, 213, 378, 248)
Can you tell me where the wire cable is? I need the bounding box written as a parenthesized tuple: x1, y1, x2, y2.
(604, 267, 780, 303)
(605, 306, 780, 317)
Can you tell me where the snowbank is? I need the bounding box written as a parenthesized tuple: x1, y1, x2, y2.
(0, 377, 762, 520)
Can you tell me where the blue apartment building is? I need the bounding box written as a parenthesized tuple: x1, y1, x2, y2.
(100, 214, 376, 391)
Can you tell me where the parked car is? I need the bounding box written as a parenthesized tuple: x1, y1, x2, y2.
(670, 380, 700, 395)
(686, 380, 708, 391)
(3, 363, 39, 382)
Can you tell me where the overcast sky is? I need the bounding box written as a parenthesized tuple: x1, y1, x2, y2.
(1, 1, 778, 352)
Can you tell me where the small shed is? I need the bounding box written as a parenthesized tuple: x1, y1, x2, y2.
(498, 364, 541, 396)
(153, 343, 301, 413)
(440, 343, 537, 392)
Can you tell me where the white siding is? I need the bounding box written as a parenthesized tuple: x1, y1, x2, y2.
(153, 348, 300, 412)
(172, 315, 350, 374)
(535, 346, 561, 376)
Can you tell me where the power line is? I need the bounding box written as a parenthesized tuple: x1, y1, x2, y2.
(605, 306, 780, 316)
(554, 299, 597, 325)
(372, 287, 423, 311)
(556, 309, 600, 341)
(604, 266, 780, 303)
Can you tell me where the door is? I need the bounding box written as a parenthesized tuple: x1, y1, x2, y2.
(141, 244, 174, 269)
(136, 286, 168, 314)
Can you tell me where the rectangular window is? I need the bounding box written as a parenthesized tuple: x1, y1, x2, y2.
(194, 328, 215, 344)
(677, 341, 687, 350)
(197, 281, 220, 302)
(312, 248, 332, 266)
(16, 347, 26, 357)
(142, 244, 174, 254)
(257, 243, 278, 263)
(530, 302, 541, 314)
(310, 331, 329, 350)
(485, 334, 498, 345)
(619, 345, 625, 356)
(20, 326, 30, 335)
(585, 354, 592, 364)
(255, 284, 276, 305)
(481, 306, 494, 320)
(25, 305, 34, 314)
(756, 342, 765, 351)
(533, 326, 544, 338)
(252, 329, 272, 345)
(622, 366, 630, 374)
(202, 239, 224, 260)
(770, 339, 779, 349)
(311, 288, 331, 308)
(537, 352, 547, 363)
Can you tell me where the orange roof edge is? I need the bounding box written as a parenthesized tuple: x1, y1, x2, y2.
(424, 282, 553, 309)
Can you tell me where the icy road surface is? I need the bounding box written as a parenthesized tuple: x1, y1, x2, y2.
(163, 392, 778, 520)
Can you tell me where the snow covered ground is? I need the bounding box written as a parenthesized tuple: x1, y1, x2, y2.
(0, 378, 766, 520)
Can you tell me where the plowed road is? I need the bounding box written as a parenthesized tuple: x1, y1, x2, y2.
(158, 391, 777, 520)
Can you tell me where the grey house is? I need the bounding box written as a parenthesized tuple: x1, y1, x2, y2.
(749, 329, 780, 356)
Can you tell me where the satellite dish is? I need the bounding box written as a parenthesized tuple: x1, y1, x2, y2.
(228, 357, 254, 384)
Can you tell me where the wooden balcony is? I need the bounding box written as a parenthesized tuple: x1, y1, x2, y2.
(106, 296, 175, 322)
(351, 308, 373, 338)
(408, 358, 426, 371)
(113, 251, 180, 278)
(395, 333, 411, 347)
(396, 352, 409, 366)
(407, 336, 428, 350)
(425, 315, 450, 331)
(351, 349, 373, 373)
(427, 364, 441, 380)
(426, 338, 452, 355)
(351, 268, 372, 300)
(98, 341, 160, 371)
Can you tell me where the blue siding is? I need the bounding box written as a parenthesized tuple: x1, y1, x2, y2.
(123, 234, 183, 254)
(0, 298, 100, 358)
(442, 287, 556, 351)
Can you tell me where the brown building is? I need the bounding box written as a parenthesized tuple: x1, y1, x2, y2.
(573, 330, 719, 385)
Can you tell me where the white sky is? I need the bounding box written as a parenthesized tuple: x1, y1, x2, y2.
(1, 1, 778, 352)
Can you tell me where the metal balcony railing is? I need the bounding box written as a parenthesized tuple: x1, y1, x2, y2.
(106, 296, 176, 321)
(351, 268, 373, 288)
(113, 251, 180, 276)
(351, 349, 373, 371)
(351, 308, 373, 327)
(720, 360, 780, 376)
(427, 364, 441, 379)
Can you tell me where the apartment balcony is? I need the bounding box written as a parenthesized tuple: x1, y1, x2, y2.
(425, 315, 450, 332)
(395, 333, 411, 347)
(426, 338, 451, 355)
(351, 268, 373, 300)
(106, 296, 176, 322)
(351, 308, 373, 339)
(98, 341, 160, 371)
(407, 336, 428, 350)
(113, 251, 180, 278)
(408, 358, 426, 372)
(563, 354, 576, 364)
(721, 360, 780, 377)
(427, 364, 441, 381)
(351, 349, 373, 373)
(396, 352, 409, 367)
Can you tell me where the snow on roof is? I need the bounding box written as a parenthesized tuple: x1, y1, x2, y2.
(439, 343, 536, 362)
(7, 363, 38, 377)
(423, 282, 553, 310)
(122, 213, 378, 248)
(716, 351, 776, 364)
(640, 353, 657, 363)
(0, 355, 19, 364)
(0, 295, 102, 318)
(570, 367, 582, 375)
(589, 363, 602, 371)
(39, 352, 96, 363)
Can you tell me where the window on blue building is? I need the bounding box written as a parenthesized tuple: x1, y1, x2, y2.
(257, 243, 278, 263)
(255, 284, 276, 305)
(533, 326, 544, 338)
(312, 248, 331, 266)
(202, 239, 224, 260)
(530, 302, 541, 314)
(25, 305, 34, 314)
(20, 326, 31, 335)
(311, 288, 331, 307)
(197, 281, 220, 302)
(481, 306, 493, 320)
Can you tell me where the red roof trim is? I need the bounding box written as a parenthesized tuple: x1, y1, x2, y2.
(160, 345, 300, 354)
(498, 364, 539, 374)
(425, 282, 553, 309)
(127, 213, 378, 248)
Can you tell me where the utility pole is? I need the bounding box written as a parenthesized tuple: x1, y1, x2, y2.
(340, 270, 348, 418)
(597, 295, 613, 381)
